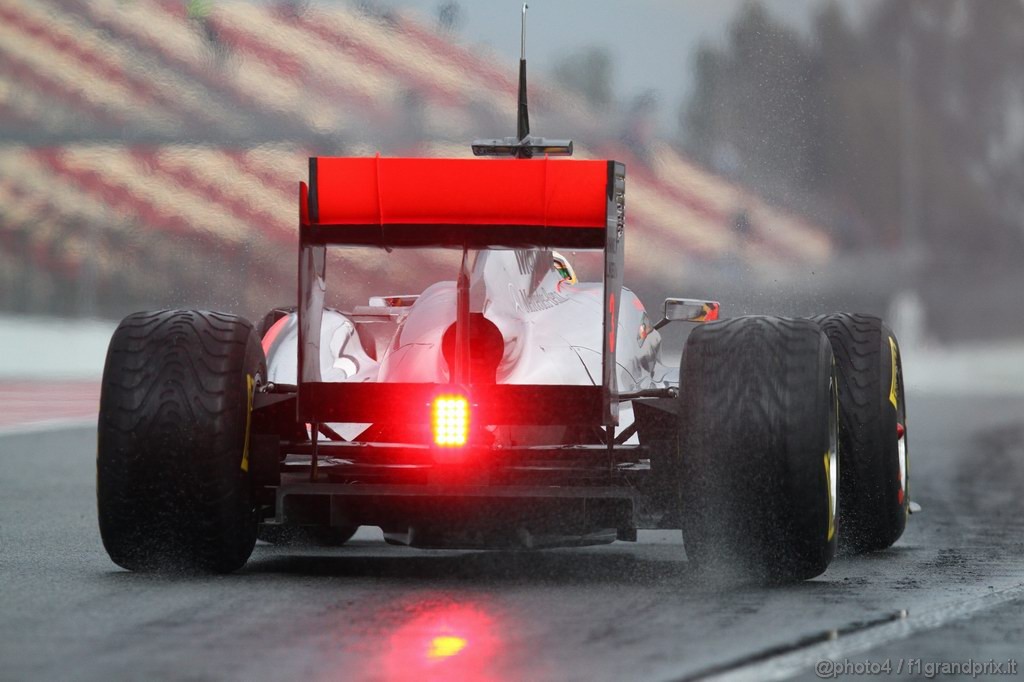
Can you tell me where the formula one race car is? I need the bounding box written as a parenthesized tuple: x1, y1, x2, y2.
(96, 15, 910, 582)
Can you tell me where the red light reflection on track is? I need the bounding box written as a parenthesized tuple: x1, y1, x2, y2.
(382, 601, 503, 682)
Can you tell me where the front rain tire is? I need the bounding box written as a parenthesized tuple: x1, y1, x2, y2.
(814, 313, 909, 553)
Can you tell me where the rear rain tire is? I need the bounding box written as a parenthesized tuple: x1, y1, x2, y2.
(678, 316, 838, 583)
(97, 310, 264, 573)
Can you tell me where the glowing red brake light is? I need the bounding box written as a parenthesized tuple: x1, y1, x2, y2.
(432, 395, 469, 447)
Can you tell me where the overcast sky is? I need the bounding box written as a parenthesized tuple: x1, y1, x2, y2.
(388, 0, 869, 131)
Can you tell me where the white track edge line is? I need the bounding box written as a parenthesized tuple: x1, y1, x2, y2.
(692, 582, 1024, 682)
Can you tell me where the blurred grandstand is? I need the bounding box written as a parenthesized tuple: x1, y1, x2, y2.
(0, 0, 831, 321)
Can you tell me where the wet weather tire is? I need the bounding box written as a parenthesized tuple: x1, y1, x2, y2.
(678, 316, 838, 583)
(97, 310, 265, 573)
(814, 313, 908, 553)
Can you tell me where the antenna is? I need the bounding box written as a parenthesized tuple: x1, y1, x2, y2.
(518, 3, 529, 142)
(521, 3, 527, 59)
(471, 3, 573, 158)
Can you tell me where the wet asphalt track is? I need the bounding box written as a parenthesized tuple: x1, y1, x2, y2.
(2, 394, 1024, 682)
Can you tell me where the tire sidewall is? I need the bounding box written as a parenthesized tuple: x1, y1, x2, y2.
(877, 323, 909, 537)
(815, 313, 908, 553)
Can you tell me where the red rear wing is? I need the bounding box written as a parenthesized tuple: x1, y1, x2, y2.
(297, 156, 627, 426)
(302, 157, 612, 249)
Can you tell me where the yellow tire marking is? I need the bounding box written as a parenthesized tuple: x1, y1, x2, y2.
(241, 373, 253, 472)
(888, 337, 899, 409)
(825, 451, 835, 541)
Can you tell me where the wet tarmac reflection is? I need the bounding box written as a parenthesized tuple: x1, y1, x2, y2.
(379, 597, 506, 682)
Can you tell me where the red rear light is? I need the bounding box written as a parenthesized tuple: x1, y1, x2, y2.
(432, 395, 469, 447)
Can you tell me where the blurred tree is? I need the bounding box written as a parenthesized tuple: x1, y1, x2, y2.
(683, 3, 815, 196)
(186, 0, 229, 62)
(436, 2, 463, 34)
(552, 46, 614, 110)
(681, 0, 1024, 258)
(866, 0, 1024, 255)
(185, 0, 212, 20)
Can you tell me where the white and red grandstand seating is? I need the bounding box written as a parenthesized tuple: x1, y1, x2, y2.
(0, 0, 832, 313)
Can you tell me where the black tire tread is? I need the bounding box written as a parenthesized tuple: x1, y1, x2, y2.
(679, 316, 835, 582)
(97, 309, 263, 573)
(813, 313, 907, 553)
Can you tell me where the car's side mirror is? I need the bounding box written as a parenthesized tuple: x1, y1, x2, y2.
(653, 298, 721, 330)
